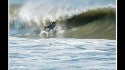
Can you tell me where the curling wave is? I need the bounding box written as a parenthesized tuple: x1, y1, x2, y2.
(9, 0, 116, 39)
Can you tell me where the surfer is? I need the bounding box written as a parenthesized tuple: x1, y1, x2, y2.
(40, 22, 56, 37)
(44, 22, 56, 31)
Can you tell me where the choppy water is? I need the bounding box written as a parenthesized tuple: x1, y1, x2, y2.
(9, 37, 116, 70)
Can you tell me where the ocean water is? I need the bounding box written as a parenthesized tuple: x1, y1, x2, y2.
(9, 0, 116, 39)
(9, 37, 116, 70)
(9, 0, 116, 70)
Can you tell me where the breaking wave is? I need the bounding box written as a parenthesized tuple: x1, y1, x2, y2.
(9, 0, 116, 39)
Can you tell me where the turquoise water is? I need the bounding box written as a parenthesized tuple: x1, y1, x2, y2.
(9, 37, 116, 70)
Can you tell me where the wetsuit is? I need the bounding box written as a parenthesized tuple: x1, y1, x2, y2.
(44, 22, 56, 31)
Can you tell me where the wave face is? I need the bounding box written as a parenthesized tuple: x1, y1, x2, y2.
(9, 0, 116, 39)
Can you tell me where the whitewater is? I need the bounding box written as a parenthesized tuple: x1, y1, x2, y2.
(9, 37, 116, 70)
(9, 0, 116, 70)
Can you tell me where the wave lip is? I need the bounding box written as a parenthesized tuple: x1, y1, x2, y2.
(9, 0, 116, 24)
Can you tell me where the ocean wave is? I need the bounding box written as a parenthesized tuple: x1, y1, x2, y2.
(9, 0, 116, 39)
